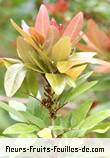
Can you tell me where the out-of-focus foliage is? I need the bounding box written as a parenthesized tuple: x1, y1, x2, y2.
(69, 0, 110, 25)
(47, 0, 110, 26)
(0, 0, 41, 56)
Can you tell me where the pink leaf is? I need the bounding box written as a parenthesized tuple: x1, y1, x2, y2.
(86, 20, 104, 51)
(35, 4, 50, 38)
(63, 12, 83, 43)
(43, 25, 60, 53)
(85, 19, 110, 53)
(77, 43, 96, 52)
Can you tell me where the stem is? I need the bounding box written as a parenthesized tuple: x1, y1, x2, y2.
(41, 76, 57, 119)
(51, 118, 55, 138)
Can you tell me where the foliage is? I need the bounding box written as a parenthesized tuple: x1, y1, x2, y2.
(0, 2, 110, 138)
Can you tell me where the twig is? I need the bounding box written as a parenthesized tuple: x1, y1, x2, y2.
(55, 103, 66, 113)
(24, 93, 42, 103)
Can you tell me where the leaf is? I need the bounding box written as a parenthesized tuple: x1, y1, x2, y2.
(71, 55, 110, 67)
(63, 112, 110, 137)
(17, 36, 47, 72)
(77, 43, 94, 52)
(9, 100, 26, 122)
(26, 71, 38, 96)
(18, 133, 37, 138)
(0, 101, 27, 122)
(3, 123, 38, 135)
(35, 4, 50, 38)
(80, 110, 110, 132)
(27, 97, 39, 115)
(76, 71, 93, 85)
(4, 63, 27, 97)
(86, 19, 109, 52)
(2, 58, 21, 68)
(63, 129, 83, 138)
(52, 37, 71, 62)
(45, 73, 65, 95)
(63, 12, 83, 43)
(21, 20, 29, 33)
(21, 111, 45, 129)
(65, 75, 76, 88)
(25, 63, 43, 73)
(76, 52, 97, 58)
(17, 36, 36, 63)
(10, 19, 30, 40)
(43, 25, 60, 53)
(27, 97, 50, 126)
(57, 61, 74, 73)
(0, 107, 14, 130)
(59, 81, 97, 104)
(65, 64, 87, 80)
(70, 100, 93, 127)
(55, 114, 72, 128)
(93, 80, 110, 91)
(11, 20, 55, 71)
(37, 128, 52, 138)
(0, 58, 4, 65)
(29, 27, 45, 45)
(90, 122, 110, 133)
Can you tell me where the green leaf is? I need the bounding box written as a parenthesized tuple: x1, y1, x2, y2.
(45, 73, 65, 95)
(93, 80, 110, 91)
(0, 101, 27, 122)
(17, 36, 47, 72)
(0, 108, 14, 130)
(17, 36, 32, 64)
(59, 81, 97, 104)
(65, 75, 76, 88)
(90, 122, 110, 134)
(21, 111, 45, 129)
(63, 129, 83, 138)
(26, 71, 38, 96)
(63, 112, 110, 137)
(4, 63, 26, 97)
(9, 100, 26, 122)
(52, 37, 71, 62)
(2, 58, 21, 68)
(3, 123, 38, 135)
(55, 114, 72, 128)
(70, 100, 93, 127)
(80, 110, 110, 133)
(27, 97, 39, 116)
(18, 133, 37, 138)
(25, 63, 43, 73)
(27, 97, 50, 126)
(76, 71, 93, 85)
(51, 126, 65, 137)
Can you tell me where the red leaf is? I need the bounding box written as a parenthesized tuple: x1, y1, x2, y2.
(63, 12, 83, 43)
(85, 19, 110, 53)
(77, 43, 95, 52)
(35, 5, 50, 38)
